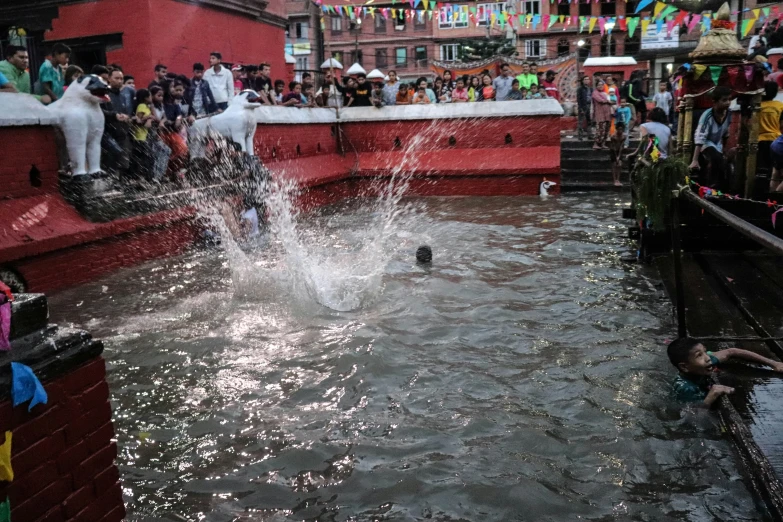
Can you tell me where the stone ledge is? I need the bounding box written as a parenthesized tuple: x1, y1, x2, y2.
(0, 93, 59, 126)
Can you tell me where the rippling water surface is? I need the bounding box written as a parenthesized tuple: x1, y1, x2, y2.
(49, 194, 761, 521)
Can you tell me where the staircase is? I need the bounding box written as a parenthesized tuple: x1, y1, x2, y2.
(560, 136, 638, 192)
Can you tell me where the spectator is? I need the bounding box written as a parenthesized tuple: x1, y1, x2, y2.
(608, 121, 626, 187)
(615, 97, 632, 147)
(371, 82, 384, 108)
(577, 75, 593, 138)
(186, 63, 218, 118)
(452, 78, 469, 102)
(0, 71, 15, 92)
(541, 70, 560, 101)
(530, 62, 539, 80)
(653, 82, 673, 121)
(336, 77, 357, 106)
(0, 46, 50, 103)
(468, 76, 480, 102)
(63, 65, 83, 92)
(91, 64, 110, 83)
(396, 83, 412, 105)
(689, 86, 732, 189)
(255, 63, 276, 105)
(416, 77, 437, 103)
(101, 67, 133, 175)
(769, 58, 783, 90)
(758, 81, 783, 173)
(515, 62, 537, 90)
(38, 43, 70, 102)
(162, 80, 192, 178)
(638, 107, 672, 160)
(383, 70, 399, 106)
(492, 63, 514, 101)
(526, 83, 543, 99)
(232, 64, 244, 96)
(506, 79, 524, 100)
(240, 64, 255, 91)
(302, 72, 314, 89)
(629, 70, 648, 124)
(592, 78, 613, 150)
(412, 86, 431, 104)
(352, 74, 373, 107)
(120, 73, 136, 120)
(273, 79, 285, 104)
(204, 52, 234, 110)
(434, 76, 447, 102)
(131, 88, 171, 182)
(282, 81, 304, 107)
(302, 84, 316, 108)
(149, 64, 168, 89)
(123, 75, 135, 89)
(315, 71, 340, 107)
(441, 70, 455, 100)
(480, 74, 495, 101)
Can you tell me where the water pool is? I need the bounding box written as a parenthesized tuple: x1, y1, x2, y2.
(48, 194, 761, 521)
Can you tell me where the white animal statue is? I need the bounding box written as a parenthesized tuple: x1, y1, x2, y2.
(190, 90, 261, 156)
(48, 74, 108, 176)
(539, 180, 557, 197)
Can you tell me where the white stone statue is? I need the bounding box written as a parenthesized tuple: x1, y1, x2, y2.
(191, 90, 261, 156)
(48, 75, 108, 176)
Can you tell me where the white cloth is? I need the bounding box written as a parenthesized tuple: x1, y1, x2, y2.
(653, 91, 672, 116)
(641, 121, 671, 159)
(241, 207, 260, 238)
(203, 65, 234, 104)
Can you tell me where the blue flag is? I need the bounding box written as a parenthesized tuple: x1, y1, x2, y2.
(11, 362, 47, 411)
(634, 0, 655, 14)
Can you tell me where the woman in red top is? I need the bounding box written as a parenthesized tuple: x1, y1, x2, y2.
(591, 78, 613, 150)
(480, 74, 495, 102)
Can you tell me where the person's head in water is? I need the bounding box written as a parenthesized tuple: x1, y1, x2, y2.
(416, 245, 432, 264)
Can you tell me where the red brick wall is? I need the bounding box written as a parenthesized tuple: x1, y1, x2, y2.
(46, 0, 286, 86)
(0, 127, 60, 199)
(255, 123, 339, 163)
(0, 358, 123, 522)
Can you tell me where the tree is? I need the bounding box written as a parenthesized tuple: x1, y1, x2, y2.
(457, 37, 517, 61)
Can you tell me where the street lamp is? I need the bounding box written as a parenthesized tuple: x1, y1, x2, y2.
(576, 39, 587, 138)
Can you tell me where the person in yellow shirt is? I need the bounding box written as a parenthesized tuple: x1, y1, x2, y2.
(759, 81, 783, 174)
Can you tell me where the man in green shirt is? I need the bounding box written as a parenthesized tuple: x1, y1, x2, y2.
(38, 43, 70, 101)
(0, 45, 51, 103)
(515, 62, 538, 90)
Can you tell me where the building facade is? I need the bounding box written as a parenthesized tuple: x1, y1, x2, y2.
(286, 0, 324, 81)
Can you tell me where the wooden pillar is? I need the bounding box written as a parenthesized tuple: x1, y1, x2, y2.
(680, 96, 695, 161)
(744, 92, 762, 198)
(676, 99, 686, 155)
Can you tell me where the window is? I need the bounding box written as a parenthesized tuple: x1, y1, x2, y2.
(600, 2, 615, 16)
(295, 57, 308, 81)
(349, 50, 363, 65)
(477, 3, 506, 26)
(375, 14, 387, 33)
(579, 0, 591, 17)
(396, 47, 407, 67)
(557, 38, 569, 56)
(439, 5, 469, 29)
(295, 22, 309, 40)
(521, 0, 540, 15)
(524, 39, 546, 58)
(349, 20, 360, 33)
(440, 43, 459, 61)
(557, 2, 570, 17)
(625, 34, 641, 55)
(332, 51, 343, 64)
(331, 16, 342, 33)
(600, 34, 616, 57)
(376, 48, 388, 69)
(395, 10, 406, 31)
(415, 46, 427, 65)
(415, 11, 426, 30)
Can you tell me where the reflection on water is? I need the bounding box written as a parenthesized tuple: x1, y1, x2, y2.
(49, 194, 762, 521)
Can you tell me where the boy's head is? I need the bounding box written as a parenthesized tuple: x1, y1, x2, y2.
(620, 96, 628, 105)
(399, 83, 408, 93)
(456, 78, 464, 89)
(530, 84, 538, 93)
(520, 87, 528, 97)
(274, 79, 285, 93)
(615, 121, 626, 134)
(668, 338, 713, 376)
(511, 79, 520, 91)
(659, 82, 667, 92)
(712, 86, 732, 111)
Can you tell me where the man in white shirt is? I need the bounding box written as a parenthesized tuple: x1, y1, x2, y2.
(203, 52, 234, 110)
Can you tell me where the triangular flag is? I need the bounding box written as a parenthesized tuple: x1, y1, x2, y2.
(559, 14, 565, 24)
(672, 10, 688, 27)
(0, 433, 11, 482)
(422, 0, 429, 10)
(709, 65, 722, 85)
(598, 17, 606, 35)
(693, 64, 707, 79)
(627, 16, 639, 37)
(702, 15, 711, 31)
(753, 8, 760, 19)
(428, 10, 432, 20)
(653, 2, 666, 18)
(635, 0, 654, 14)
(687, 14, 701, 33)
(763, 7, 770, 17)
(641, 18, 650, 34)
(0, 498, 9, 522)
(11, 362, 47, 412)
(414, 0, 421, 8)
(655, 17, 663, 33)
(660, 5, 677, 18)
(543, 14, 550, 27)
(742, 18, 755, 37)
(618, 17, 627, 31)
(588, 16, 597, 33)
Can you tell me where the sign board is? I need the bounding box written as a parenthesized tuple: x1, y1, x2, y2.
(285, 42, 312, 56)
(641, 24, 679, 50)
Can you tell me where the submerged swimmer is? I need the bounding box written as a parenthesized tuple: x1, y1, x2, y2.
(416, 245, 432, 264)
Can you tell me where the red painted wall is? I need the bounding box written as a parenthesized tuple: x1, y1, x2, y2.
(0, 358, 124, 521)
(46, 0, 286, 85)
(0, 127, 60, 199)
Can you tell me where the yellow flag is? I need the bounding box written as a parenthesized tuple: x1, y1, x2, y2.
(588, 16, 597, 33)
(559, 15, 564, 24)
(422, 0, 429, 10)
(0, 432, 12, 482)
(752, 8, 760, 19)
(693, 64, 707, 79)
(653, 2, 666, 17)
(391, 8, 396, 17)
(641, 18, 650, 35)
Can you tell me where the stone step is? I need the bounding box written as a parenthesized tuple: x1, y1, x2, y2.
(10, 294, 49, 341)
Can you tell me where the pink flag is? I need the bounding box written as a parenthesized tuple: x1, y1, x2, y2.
(687, 14, 701, 33)
(0, 301, 10, 351)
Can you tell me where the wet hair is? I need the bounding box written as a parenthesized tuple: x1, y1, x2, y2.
(193, 62, 205, 72)
(416, 245, 432, 264)
(133, 88, 151, 113)
(154, 64, 167, 72)
(712, 85, 731, 101)
(51, 43, 71, 56)
(210, 51, 222, 60)
(764, 80, 779, 101)
(648, 107, 668, 124)
(91, 64, 109, 76)
(4, 45, 26, 59)
(667, 337, 701, 368)
(64, 65, 83, 85)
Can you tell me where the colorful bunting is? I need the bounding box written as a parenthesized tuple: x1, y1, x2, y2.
(693, 64, 707, 80)
(0, 433, 11, 483)
(635, 0, 655, 14)
(627, 16, 639, 37)
(709, 65, 722, 85)
(11, 362, 47, 412)
(0, 498, 9, 522)
(588, 16, 597, 33)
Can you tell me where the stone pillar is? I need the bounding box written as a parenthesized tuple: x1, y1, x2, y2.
(680, 95, 695, 161)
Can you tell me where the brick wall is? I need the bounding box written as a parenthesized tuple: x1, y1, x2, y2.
(255, 123, 339, 163)
(0, 127, 60, 200)
(0, 358, 124, 522)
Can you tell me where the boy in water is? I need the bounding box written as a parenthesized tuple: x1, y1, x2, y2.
(668, 337, 783, 406)
(607, 121, 627, 187)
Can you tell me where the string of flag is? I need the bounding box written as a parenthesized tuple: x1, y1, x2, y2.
(688, 178, 783, 229)
(315, 0, 783, 39)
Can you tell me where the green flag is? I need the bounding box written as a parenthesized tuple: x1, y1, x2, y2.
(627, 16, 639, 38)
(709, 65, 722, 85)
(0, 497, 9, 522)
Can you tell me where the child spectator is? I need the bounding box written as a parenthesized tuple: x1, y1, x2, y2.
(608, 121, 626, 187)
(615, 97, 632, 147)
(506, 79, 524, 100)
(273, 80, 285, 104)
(351, 74, 373, 107)
(63, 65, 83, 91)
(371, 82, 384, 108)
(302, 84, 316, 108)
(468, 76, 480, 102)
(396, 83, 412, 105)
(412, 86, 431, 104)
(451, 78, 468, 103)
(282, 81, 304, 107)
(689, 86, 732, 189)
(480, 74, 495, 101)
(526, 83, 543, 99)
(668, 337, 783, 405)
(232, 64, 244, 96)
(653, 82, 673, 121)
